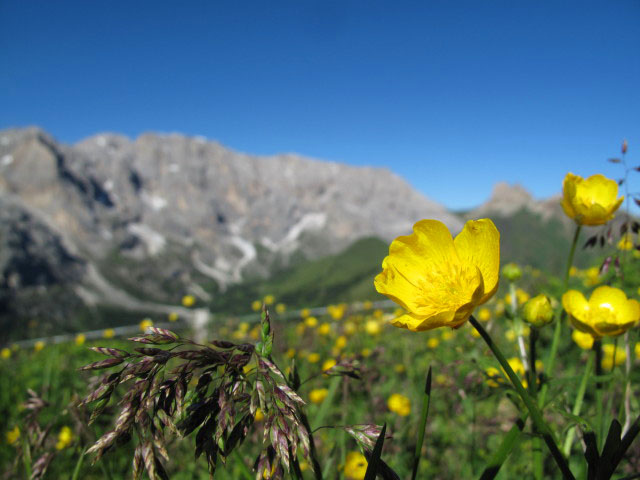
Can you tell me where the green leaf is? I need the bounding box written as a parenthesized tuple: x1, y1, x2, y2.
(364, 422, 386, 480)
(411, 365, 432, 480)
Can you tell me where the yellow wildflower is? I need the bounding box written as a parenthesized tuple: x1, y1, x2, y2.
(635, 342, 640, 359)
(249, 325, 260, 340)
(34, 341, 45, 352)
(563, 286, 640, 337)
(435, 373, 448, 385)
(344, 451, 368, 480)
(478, 307, 491, 322)
(617, 233, 634, 251)
(387, 393, 411, 416)
(317, 323, 331, 336)
(583, 267, 601, 287)
(1, 348, 11, 359)
(6, 426, 20, 445)
(254, 408, 264, 422)
(102, 328, 115, 339)
(75, 333, 86, 346)
(343, 321, 357, 335)
(181, 295, 196, 307)
(168, 312, 179, 322)
(307, 353, 320, 363)
(322, 359, 337, 372)
(360, 348, 371, 357)
(441, 330, 454, 341)
(139, 318, 153, 332)
(263, 294, 275, 305)
(286, 348, 296, 359)
(300, 308, 311, 318)
(251, 300, 262, 311)
(572, 330, 595, 350)
(427, 337, 440, 349)
(55, 426, 73, 450)
(561, 173, 624, 226)
(569, 266, 579, 277)
(305, 316, 318, 328)
(334, 335, 347, 350)
(363, 300, 373, 310)
(275, 303, 286, 314)
(364, 320, 381, 335)
(502, 263, 522, 282)
(470, 327, 481, 338)
(522, 294, 554, 327)
(374, 219, 500, 331)
(394, 364, 406, 373)
(601, 344, 626, 370)
(494, 300, 505, 316)
(309, 388, 328, 404)
(485, 366, 504, 387)
(296, 323, 305, 335)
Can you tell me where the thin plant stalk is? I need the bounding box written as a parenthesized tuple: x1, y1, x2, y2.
(470, 316, 575, 480)
(529, 329, 543, 480)
(622, 331, 633, 435)
(411, 366, 432, 480)
(562, 351, 595, 455)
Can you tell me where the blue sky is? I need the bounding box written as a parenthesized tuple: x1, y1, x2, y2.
(1, 0, 638, 210)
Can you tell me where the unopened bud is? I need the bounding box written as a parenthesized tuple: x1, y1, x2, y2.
(622, 139, 628, 154)
(502, 263, 522, 282)
(522, 294, 554, 327)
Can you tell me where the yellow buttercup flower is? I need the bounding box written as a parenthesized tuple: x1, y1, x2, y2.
(617, 233, 634, 251)
(343, 321, 357, 336)
(263, 294, 275, 305)
(363, 300, 373, 310)
(254, 408, 264, 422)
(561, 173, 624, 226)
(317, 323, 331, 336)
(583, 267, 601, 287)
(572, 330, 595, 350)
(55, 426, 73, 450)
(601, 344, 626, 370)
(168, 312, 179, 322)
(563, 286, 640, 338)
(305, 316, 318, 328)
(309, 388, 328, 404)
(322, 359, 337, 372)
(251, 300, 262, 312)
(364, 320, 381, 335)
(307, 353, 320, 363)
(569, 266, 579, 277)
(181, 295, 196, 307)
(275, 303, 286, 314)
(387, 393, 411, 416)
(102, 328, 115, 339)
(75, 333, 86, 346)
(300, 308, 311, 318)
(1, 348, 11, 359)
(344, 451, 368, 480)
(522, 294, 554, 327)
(6, 426, 20, 445)
(635, 342, 640, 359)
(485, 366, 504, 387)
(375, 219, 500, 332)
(427, 337, 440, 349)
(478, 307, 491, 322)
(34, 341, 45, 352)
(139, 318, 153, 332)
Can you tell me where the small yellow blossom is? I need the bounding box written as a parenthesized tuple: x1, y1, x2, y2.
(561, 173, 624, 226)
(522, 294, 554, 327)
(427, 337, 440, 349)
(307, 353, 320, 363)
(55, 426, 73, 450)
(563, 286, 640, 338)
(344, 451, 368, 480)
(317, 323, 331, 336)
(360, 348, 371, 358)
(601, 344, 626, 370)
(305, 316, 318, 328)
(263, 294, 275, 305)
(343, 321, 357, 336)
(494, 300, 506, 316)
(275, 303, 286, 314)
(251, 300, 262, 311)
(363, 300, 373, 310)
(373, 309, 384, 319)
(34, 341, 45, 352)
(249, 325, 260, 340)
(569, 266, 579, 277)
(328, 304, 347, 320)
(1, 348, 11, 359)
(394, 364, 406, 373)
(75, 333, 86, 346)
(485, 366, 504, 387)
(300, 308, 311, 318)
(374, 219, 500, 331)
(387, 393, 411, 416)
(322, 359, 337, 372)
(181, 295, 196, 307)
(364, 320, 381, 335)
(286, 348, 296, 359)
(296, 323, 306, 335)
(101, 328, 115, 339)
(635, 342, 640, 359)
(470, 327, 481, 338)
(572, 330, 594, 350)
(435, 374, 448, 385)
(478, 307, 491, 322)
(309, 388, 328, 404)
(583, 267, 601, 287)
(502, 263, 522, 282)
(139, 318, 153, 332)
(334, 336, 348, 350)
(254, 408, 264, 422)
(441, 330, 454, 341)
(6, 426, 20, 445)
(617, 233, 634, 251)
(168, 312, 179, 322)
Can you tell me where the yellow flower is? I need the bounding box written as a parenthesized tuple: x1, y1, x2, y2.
(561, 173, 624, 226)
(334, 335, 347, 350)
(55, 426, 73, 450)
(563, 286, 640, 337)
(1, 348, 10, 359)
(435, 373, 448, 385)
(601, 344, 626, 370)
(374, 219, 500, 331)
(569, 266, 579, 277)
(309, 388, 328, 404)
(441, 330, 454, 341)
(307, 353, 320, 363)
(322, 359, 337, 372)
(394, 364, 406, 373)
(635, 342, 640, 359)
(583, 267, 601, 287)
(502, 263, 522, 282)
(305, 316, 318, 328)
(181, 295, 196, 307)
(572, 330, 595, 350)
(363, 300, 373, 310)
(343, 321, 357, 336)
(6, 426, 20, 445)
(168, 312, 179, 322)
(427, 337, 440, 349)
(360, 348, 371, 357)
(617, 233, 634, 251)
(387, 393, 411, 416)
(75, 333, 86, 346)
(263, 294, 275, 305)
(254, 408, 264, 422)
(485, 366, 504, 387)
(300, 308, 311, 318)
(275, 303, 286, 314)
(34, 341, 45, 352)
(364, 320, 381, 335)
(317, 323, 331, 336)
(344, 451, 368, 480)
(286, 348, 296, 359)
(522, 294, 554, 327)
(139, 318, 153, 332)
(251, 300, 262, 311)
(478, 307, 491, 322)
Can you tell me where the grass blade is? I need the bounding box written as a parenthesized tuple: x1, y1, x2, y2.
(411, 366, 432, 480)
(364, 422, 386, 480)
(479, 415, 527, 480)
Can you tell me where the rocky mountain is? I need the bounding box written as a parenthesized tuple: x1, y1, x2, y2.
(0, 126, 461, 337)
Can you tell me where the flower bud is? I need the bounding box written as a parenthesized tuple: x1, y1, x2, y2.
(522, 294, 554, 327)
(502, 263, 522, 282)
(622, 139, 628, 154)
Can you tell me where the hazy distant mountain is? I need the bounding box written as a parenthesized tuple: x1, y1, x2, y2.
(0, 126, 461, 336)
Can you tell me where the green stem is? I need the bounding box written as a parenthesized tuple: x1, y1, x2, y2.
(562, 350, 595, 455)
(594, 340, 604, 449)
(564, 225, 582, 287)
(470, 316, 574, 480)
(411, 366, 432, 480)
(529, 329, 543, 480)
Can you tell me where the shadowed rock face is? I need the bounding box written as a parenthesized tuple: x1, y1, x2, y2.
(0, 126, 461, 316)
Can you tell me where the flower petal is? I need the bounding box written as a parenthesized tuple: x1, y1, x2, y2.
(390, 311, 456, 332)
(562, 290, 593, 334)
(561, 173, 580, 220)
(453, 219, 500, 304)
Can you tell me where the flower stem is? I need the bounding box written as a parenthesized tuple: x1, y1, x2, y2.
(622, 332, 633, 435)
(562, 350, 595, 455)
(470, 316, 574, 479)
